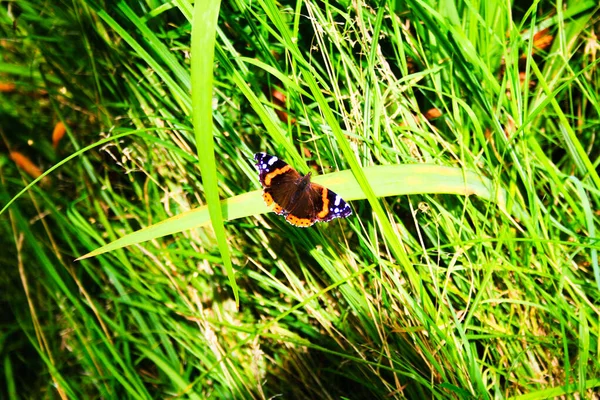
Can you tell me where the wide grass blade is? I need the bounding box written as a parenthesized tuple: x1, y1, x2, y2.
(190, 0, 239, 304)
(77, 164, 516, 259)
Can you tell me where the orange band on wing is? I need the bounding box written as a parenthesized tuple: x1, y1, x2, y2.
(286, 214, 314, 227)
(263, 191, 274, 206)
(316, 188, 330, 219)
(264, 165, 291, 186)
(263, 191, 286, 215)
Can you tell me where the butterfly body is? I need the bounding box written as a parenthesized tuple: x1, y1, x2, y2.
(254, 152, 352, 227)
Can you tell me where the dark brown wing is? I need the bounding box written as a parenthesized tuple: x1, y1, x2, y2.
(255, 152, 302, 213)
(285, 182, 353, 227)
(267, 170, 303, 213)
(281, 183, 323, 227)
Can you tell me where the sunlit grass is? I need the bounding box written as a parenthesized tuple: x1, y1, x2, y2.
(1, 0, 599, 398)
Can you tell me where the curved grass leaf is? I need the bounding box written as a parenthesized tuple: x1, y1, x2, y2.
(190, 0, 239, 304)
(77, 164, 520, 260)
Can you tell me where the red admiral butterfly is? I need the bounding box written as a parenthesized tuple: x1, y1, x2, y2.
(254, 152, 352, 227)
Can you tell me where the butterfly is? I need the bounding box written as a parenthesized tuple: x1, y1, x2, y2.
(254, 152, 352, 227)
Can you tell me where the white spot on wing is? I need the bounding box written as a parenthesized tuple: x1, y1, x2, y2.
(268, 156, 278, 166)
(334, 195, 341, 206)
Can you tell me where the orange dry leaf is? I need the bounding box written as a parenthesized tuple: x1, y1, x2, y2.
(0, 82, 16, 92)
(533, 28, 553, 52)
(517, 28, 554, 60)
(52, 121, 67, 149)
(485, 128, 493, 140)
(271, 89, 296, 124)
(271, 89, 287, 104)
(424, 108, 442, 120)
(10, 151, 43, 179)
(275, 109, 296, 124)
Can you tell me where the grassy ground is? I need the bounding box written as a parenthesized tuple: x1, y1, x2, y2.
(1, 0, 599, 398)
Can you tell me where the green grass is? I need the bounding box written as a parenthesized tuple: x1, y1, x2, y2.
(1, 0, 599, 398)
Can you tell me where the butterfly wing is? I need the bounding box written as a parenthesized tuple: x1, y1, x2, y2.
(254, 152, 302, 215)
(281, 182, 352, 227)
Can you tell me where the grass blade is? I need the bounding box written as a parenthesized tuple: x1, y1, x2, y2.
(190, 0, 238, 304)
